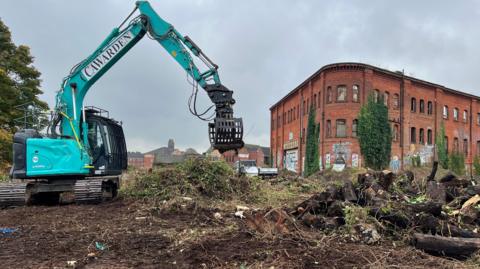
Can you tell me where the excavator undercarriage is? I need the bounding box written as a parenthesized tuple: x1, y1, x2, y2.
(0, 177, 119, 207)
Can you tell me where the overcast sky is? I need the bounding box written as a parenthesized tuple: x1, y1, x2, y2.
(1, 0, 480, 153)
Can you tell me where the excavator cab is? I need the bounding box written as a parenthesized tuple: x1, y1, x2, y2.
(84, 107, 127, 176)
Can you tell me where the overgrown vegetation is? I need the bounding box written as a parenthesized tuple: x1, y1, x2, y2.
(474, 156, 480, 176)
(448, 152, 465, 176)
(122, 158, 255, 201)
(304, 104, 320, 177)
(357, 94, 391, 170)
(436, 122, 449, 169)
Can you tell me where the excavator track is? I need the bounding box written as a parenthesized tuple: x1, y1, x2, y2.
(0, 177, 119, 207)
(74, 179, 104, 204)
(0, 182, 27, 207)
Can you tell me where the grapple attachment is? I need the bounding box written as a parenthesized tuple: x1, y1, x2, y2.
(209, 117, 244, 153)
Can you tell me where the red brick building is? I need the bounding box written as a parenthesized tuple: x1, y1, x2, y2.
(210, 144, 271, 167)
(127, 152, 154, 170)
(270, 62, 480, 174)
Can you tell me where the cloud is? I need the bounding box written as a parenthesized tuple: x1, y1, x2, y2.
(1, 0, 479, 153)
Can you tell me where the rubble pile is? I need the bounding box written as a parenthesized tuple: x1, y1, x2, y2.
(243, 163, 480, 259)
(289, 163, 480, 258)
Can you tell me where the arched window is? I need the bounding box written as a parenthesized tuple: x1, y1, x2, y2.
(393, 124, 399, 141)
(419, 99, 425, 113)
(383, 92, 389, 107)
(373, 89, 380, 103)
(352, 119, 358, 137)
(464, 139, 468, 156)
(454, 108, 459, 121)
(326, 120, 332, 137)
(427, 101, 433, 115)
(327, 87, 332, 103)
(427, 129, 433, 145)
(317, 93, 321, 108)
(313, 93, 317, 108)
(411, 97, 417, 112)
(337, 85, 347, 102)
(454, 137, 459, 152)
(352, 85, 360, 102)
(393, 94, 400, 109)
(410, 127, 416, 144)
(419, 128, 425, 144)
(443, 105, 449, 119)
(463, 110, 468, 123)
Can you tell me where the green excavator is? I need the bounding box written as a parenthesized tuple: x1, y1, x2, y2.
(1, 1, 244, 206)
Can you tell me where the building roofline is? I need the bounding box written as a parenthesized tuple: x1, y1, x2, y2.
(269, 62, 480, 110)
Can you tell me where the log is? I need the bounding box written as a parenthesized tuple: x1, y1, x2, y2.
(369, 207, 411, 228)
(426, 181, 446, 204)
(342, 180, 358, 202)
(412, 233, 480, 257)
(439, 223, 480, 238)
(439, 173, 457, 183)
(427, 161, 438, 181)
(378, 170, 395, 190)
(406, 201, 443, 217)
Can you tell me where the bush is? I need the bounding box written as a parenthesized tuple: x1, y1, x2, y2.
(123, 158, 254, 201)
(448, 153, 465, 176)
(474, 156, 480, 176)
(411, 155, 421, 167)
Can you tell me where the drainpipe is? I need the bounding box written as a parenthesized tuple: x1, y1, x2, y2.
(299, 90, 304, 174)
(321, 73, 326, 170)
(470, 99, 473, 178)
(400, 70, 405, 170)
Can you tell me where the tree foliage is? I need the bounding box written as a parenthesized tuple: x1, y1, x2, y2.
(0, 19, 48, 164)
(436, 122, 449, 169)
(304, 104, 319, 176)
(357, 94, 391, 170)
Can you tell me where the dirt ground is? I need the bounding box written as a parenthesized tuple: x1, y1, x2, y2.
(0, 198, 475, 269)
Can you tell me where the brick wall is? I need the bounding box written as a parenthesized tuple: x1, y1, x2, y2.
(271, 62, 480, 175)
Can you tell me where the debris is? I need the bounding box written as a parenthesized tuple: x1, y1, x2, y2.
(236, 205, 250, 211)
(291, 169, 480, 258)
(412, 233, 480, 257)
(354, 224, 381, 244)
(0, 227, 17, 235)
(213, 212, 222, 220)
(426, 181, 446, 204)
(235, 211, 245, 219)
(66, 260, 77, 267)
(95, 242, 107, 251)
(87, 252, 96, 258)
(181, 196, 193, 201)
(135, 216, 147, 221)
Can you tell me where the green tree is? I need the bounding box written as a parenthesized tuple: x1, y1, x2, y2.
(0, 19, 48, 164)
(436, 122, 449, 169)
(304, 104, 319, 176)
(357, 94, 391, 170)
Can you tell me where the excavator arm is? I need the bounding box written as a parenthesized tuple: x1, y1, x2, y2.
(51, 0, 243, 161)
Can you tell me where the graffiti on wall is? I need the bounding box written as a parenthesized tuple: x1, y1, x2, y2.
(390, 155, 400, 172)
(332, 142, 352, 163)
(285, 150, 298, 172)
(325, 153, 331, 169)
(404, 144, 434, 166)
(352, 153, 359, 168)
